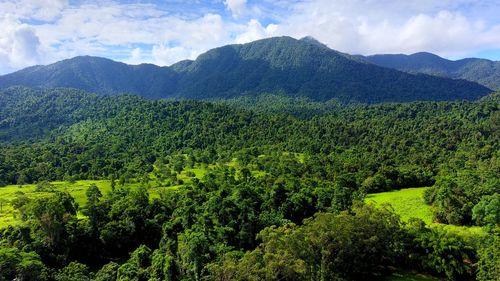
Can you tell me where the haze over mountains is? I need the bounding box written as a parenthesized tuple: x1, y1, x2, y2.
(0, 37, 494, 103)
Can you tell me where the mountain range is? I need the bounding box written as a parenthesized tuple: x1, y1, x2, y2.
(363, 52, 500, 91)
(0, 37, 494, 103)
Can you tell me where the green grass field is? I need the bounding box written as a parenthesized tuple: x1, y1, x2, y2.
(0, 180, 126, 228)
(366, 187, 485, 239)
(365, 187, 434, 224)
(0, 162, 211, 228)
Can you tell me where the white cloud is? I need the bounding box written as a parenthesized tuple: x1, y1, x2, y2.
(124, 47, 149, 65)
(235, 19, 277, 44)
(152, 45, 196, 66)
(272, 0, 500, 57)
(224, 0, 247, 18)
(11, 25, 41, 65)
(0, 15, 41, 73)
(0, 0, 68, 22)
(0, 0, 500, 74)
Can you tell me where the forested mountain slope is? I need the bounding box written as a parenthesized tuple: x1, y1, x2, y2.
(364, 52, 500, 90)
(0, 37, 493, 103)
(0, 57, 178, 99)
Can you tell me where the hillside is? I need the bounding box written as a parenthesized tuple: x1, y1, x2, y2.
(364, 52, 500, 90)
(0, 37, 493, 103)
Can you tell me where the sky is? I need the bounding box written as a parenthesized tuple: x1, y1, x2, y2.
(1, 0, 500, 74)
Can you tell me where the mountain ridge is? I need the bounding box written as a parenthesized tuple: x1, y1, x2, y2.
(0, 36, 493, 103)
(363, 52, 500, 90)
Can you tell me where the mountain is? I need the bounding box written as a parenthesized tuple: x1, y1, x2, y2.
(0, 56, 178, 100)
(0, 37, 493, 103)
(363, 52, 500, 90)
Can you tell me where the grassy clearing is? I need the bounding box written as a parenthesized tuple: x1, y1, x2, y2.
(0, 180, 115, 228)
(366, 187, 486, 239)
(0, 158, 264, 228)
(365, 187, 433, 224)
(0, 179, 180, 228)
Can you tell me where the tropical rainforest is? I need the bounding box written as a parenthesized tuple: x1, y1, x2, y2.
(0, 85, 498, 281)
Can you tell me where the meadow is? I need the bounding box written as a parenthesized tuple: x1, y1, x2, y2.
(0, 163, 213, 228)
(366, 187, 485, 239)
(365, 187, 434, 224)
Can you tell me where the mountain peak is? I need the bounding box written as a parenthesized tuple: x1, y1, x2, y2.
(300, 36, 327, 47)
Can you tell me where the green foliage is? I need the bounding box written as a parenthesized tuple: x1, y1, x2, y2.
(25, 192, 78, 247)
(1, 87, 497, 193)
(94, 262, 119, 281)
(209, 204, 403, 281)
(116, 245, 152, 281)
(425, 160, 499, 225)
(405, 222, 477, 280)
(476, 232, 500, 281)
(473, 194, 500, 227)
(0, 246, 46, 281)
(53, 261, 91, 281)
(34, 181, 56, 192)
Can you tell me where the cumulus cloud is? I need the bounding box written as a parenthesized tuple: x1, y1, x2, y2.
(235, 19, 278, 44)
(0, 16, 42, 73)
(272, 0, 500, 57)
(33, 6, 235, 66)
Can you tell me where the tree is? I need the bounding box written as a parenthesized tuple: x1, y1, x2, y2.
(94, 262, 119, 281)
(178, 228, 210, 281)
(408, 225, 476, 280)
(53, 261, 91, 281)
(24, 191, 79, 264)
(117, 245, 152, 281)
(473, 194, 500, 227)
(82, 184, 107, 234)
(477, 233, 500, 281)
(0, 247, 47, 281)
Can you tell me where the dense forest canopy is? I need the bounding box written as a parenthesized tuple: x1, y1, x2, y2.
(0, 86, 498, 280)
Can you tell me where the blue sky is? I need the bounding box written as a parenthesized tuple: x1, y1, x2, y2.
(1, 0, 500, 74)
